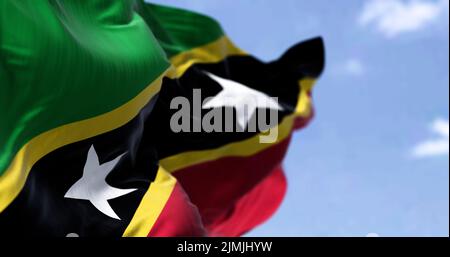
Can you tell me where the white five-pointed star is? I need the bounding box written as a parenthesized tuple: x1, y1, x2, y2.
(202, 72, 283, 129)
(64, 145, 136, 220)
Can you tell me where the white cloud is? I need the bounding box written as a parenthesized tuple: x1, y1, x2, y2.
(344, 58, 365, 76)
(333, 58, 366, 77)
(366, 232, 380, 237)
(359, 0, 449, 38)
(412, 118, 449, 158)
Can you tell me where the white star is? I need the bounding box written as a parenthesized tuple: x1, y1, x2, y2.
(202, 72, 283, 129)
(64, 145, 137, 220)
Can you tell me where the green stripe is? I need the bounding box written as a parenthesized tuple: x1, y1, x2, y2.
(0, 0, 170, 176)
(138, 2, 225, 58)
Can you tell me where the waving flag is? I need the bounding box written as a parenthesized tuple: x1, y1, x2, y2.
(0, 0, 324, 237)
(139, 3, 324, 236)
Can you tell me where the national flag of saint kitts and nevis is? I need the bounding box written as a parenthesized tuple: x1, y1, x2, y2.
(0, 1, 324, 237)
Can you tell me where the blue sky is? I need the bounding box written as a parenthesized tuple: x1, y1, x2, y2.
(149, 0, 449, 237)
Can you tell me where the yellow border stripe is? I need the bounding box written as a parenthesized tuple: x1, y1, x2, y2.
(160, 115, 295, 172)
(123, 167, 176, 237)
(166, 36, 247, 79)
(0, 72, 165, 213)
(296, 78, 315, 118)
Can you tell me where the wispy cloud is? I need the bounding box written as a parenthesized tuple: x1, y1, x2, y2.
(359, 0, 449, 38)
(412, 118, 449, 158)
(343, 58, 365, 76)
(332, 58, 366, 78)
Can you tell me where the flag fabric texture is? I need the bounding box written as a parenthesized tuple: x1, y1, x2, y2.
(0, 1, 324, 237)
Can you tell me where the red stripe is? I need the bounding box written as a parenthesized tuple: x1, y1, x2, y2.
(208, 166, 287, 237)
(147, 182, 207, 237)
(173, 136, 292, 236)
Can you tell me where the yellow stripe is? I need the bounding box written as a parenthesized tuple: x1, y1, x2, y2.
(123, 167, 176, 237)
(0, 72, 165, 213)
(166, 36, 247, 79)
(296, 78, 315, 118)
(160, 115, 295, 172)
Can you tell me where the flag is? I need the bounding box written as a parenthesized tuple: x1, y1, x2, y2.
(0, 0, 324, 237)
(138, 3, 324, 236)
